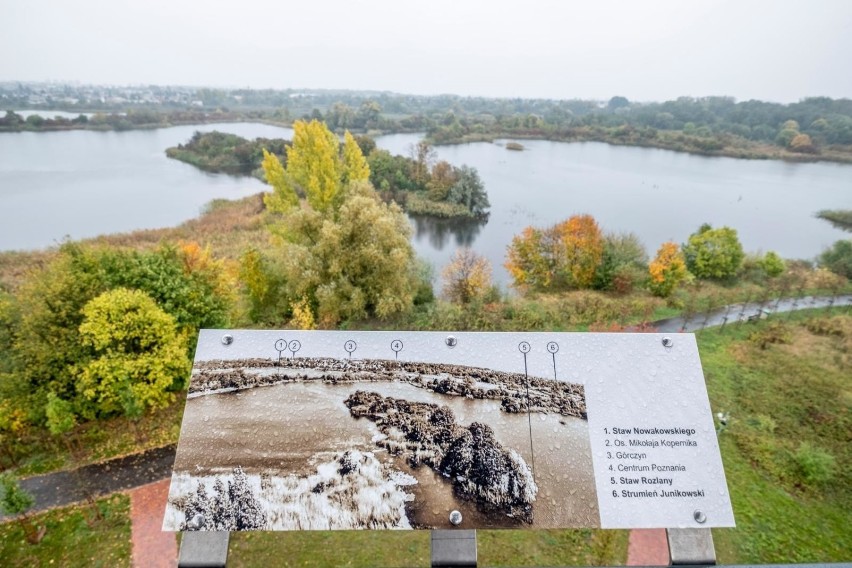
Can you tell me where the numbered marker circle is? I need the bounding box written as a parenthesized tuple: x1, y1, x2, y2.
(391, 340, 404, 353)
(275, 339, 287, 352)
(344, 340, 357, 354)
(518, 341, 531, 354)
(288, 340, 301, 353)
(546, 341, 559, 354)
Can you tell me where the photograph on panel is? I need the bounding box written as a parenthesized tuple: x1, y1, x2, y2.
(163, 344, 597, 531)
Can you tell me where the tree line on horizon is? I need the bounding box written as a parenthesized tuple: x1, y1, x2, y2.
(4, 90, 852, 157)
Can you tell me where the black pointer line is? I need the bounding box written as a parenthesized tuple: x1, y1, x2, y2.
(523, 351, 536, 480)
(551, 352, 557, 380)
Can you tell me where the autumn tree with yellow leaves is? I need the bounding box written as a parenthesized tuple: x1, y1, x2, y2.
(648, 242, 689, 297)
(259, 120, 416, 326)
(442, 248, 493, 304)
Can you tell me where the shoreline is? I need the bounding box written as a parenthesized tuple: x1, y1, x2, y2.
(4, 115, 851, 164)
(428, 132, 852, 165)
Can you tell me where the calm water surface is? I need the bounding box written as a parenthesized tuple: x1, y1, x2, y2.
(0, 123, 293, 251)
(1, 125, 849, 285)
(379, 134, 851, 285)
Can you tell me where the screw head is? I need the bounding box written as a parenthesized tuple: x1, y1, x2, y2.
(662, 337, 673, 348)
(449, 510, 463, 525)
(693, 510, 706, 524)
(445, 336, 457, 348)
(187, 513, 204, 530)
(221, 334, 234, 346)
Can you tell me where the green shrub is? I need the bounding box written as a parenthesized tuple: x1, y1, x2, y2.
(794, 442, 837, 485)
(805, 316, 849, 338)
(683, 224, 745, 280)
(818, 240, 852, 279)
(748, 322, 792, 349)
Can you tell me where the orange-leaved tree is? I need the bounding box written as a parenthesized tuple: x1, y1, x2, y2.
(505, 214, 604, 291)
(552, 214, 603, 289)
(648, 241, 688, 297)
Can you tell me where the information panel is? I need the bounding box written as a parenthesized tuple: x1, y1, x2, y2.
(164, 330, 734, 531)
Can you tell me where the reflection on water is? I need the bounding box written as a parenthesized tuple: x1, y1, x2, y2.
(378, 133, 852, 286)
(174, 381, 599, 528)
(409, 215, 487, 250)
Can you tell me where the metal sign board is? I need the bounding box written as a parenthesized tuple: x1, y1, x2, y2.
(163, 330, 735, 531)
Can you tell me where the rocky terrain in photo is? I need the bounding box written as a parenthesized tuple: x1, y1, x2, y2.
(345, 390, 538, 523)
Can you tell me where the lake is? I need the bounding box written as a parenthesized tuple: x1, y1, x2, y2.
(1, 124, 849, 286)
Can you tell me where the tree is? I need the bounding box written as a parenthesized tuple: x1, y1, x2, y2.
(45, 392, 76, 438)
(427, 161, 457, 201)
(447, 166, 490, 218)
(789, 133, 816, 153)
(273, 182, 416, 326)
(341, 131, 371, 186)
(265, 120, 341, 214)
(648, 242, 688, 297)
(0, 475, 43, 543)
(818, 240, 852, 279)
(261, 122, 416, 326)
(25, 114, 44, 128)
(76, 288, 189, 417)
(505, 215, 604, 291)
(239, 248, 287, 323)
(263, 120, 370, 216)
(608, 96, 630, 111)
(442, 249, 493, 304)
(593, 232, 648, 292)
(353, 134, 376, 157)
(505, 227, 553, 290)
(553, 215, 604, 289)
(760, 251, 786, 278)
(260, 148, 298, 213)
(409, 141, 436, 186)
(682, 224, 745, 280)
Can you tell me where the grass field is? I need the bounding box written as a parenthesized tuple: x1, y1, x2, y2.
(227, 528, 628, 567)
(699, 310, 850, 563)
(0, 494, 131, 568)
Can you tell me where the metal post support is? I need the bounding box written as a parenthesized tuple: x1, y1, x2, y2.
(667, 528, 716, 566)
(431, 529, 477, 567)
(179, 531, 230, 568)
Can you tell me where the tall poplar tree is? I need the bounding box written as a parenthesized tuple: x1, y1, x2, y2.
(260, 121, 414, 325)
(262, 120, 370, 216)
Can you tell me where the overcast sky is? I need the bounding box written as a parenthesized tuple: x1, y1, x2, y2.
(3, 0, 851, 102)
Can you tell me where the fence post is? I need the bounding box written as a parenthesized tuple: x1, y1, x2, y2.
(178, 531, 230, 568)
(431, 529, 477, 567)
(666, 527, 716, 565)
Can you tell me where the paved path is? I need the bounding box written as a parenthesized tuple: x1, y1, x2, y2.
(627, 528, 669, 565)
(2, 444, 176, 519)
(652, 294, 851, 333)
(130, 479, 178, 568)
